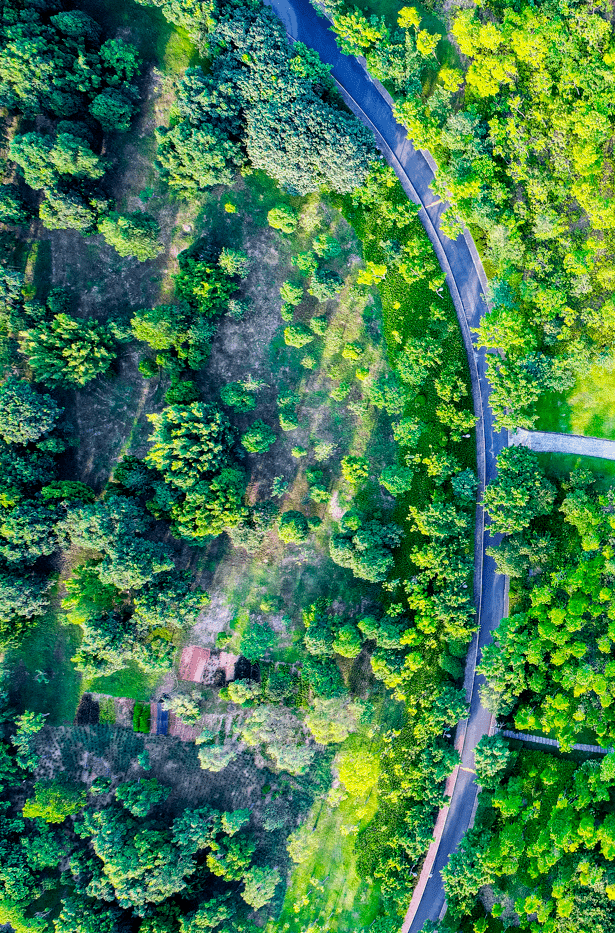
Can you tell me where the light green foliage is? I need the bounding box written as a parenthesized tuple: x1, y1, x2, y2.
(0, 379, 61, 444)
(484, 447, 556, 535)
(332, 623, 362, 659)
(20, 313, 116, 386)
(146, 403, 234, 490)
(218, 248, 250, 278)
(280, 281, 303, 306)
(278, 510, 309, 544)
(305, 697, 361, 744)
(98, 212, 163, 261)
(337, 745, 379, 798)
(241, 866, 280, 910)
(240, 421, 276, 454)
(163, 694, 201, 726)
(268, 205, 297, 233)
(227, 679, 261, 705)
(198, 744, 239, 772)
(241, 706, 314, 774)
(284, 323, 314, 348)
(23, 780, 86, 823)
(341, 455, 369, 487)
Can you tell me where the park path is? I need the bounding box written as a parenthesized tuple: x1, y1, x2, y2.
(510, 428, 615, 460)
(263, 0, 508, 928)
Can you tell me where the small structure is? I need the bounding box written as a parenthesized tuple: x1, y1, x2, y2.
(179, 646, 211, 682)
(178, 644, 239, 686)
(150, 702, 168, 736)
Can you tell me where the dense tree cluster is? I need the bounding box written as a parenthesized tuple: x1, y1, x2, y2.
(443, 748, 615, 931)
(481, 474, 615, 751)
(0, 719, 275, 933)
(153, 0, 374, 195)
(60, 494, 208, 677)
(0, 0, 167, 260)
(390, 0, 615, 429)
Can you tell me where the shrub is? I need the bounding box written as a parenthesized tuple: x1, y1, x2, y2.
(279, 411, 299, 431)
(138, 358, 158, 377)
(284, 324, 314, 348)
(278, 510, 309, 543)
(313, 233, 341, 258)
(280, 281, 303, 305)
(267, 205, 297, 233)
(341, 455, 369, 487)
(308, 268, 344, 301)
(241, 421, 276, 453)
(221, 381, 257, 412)
(379, 464, 414, 496)
(309, 316, 328, 335)
(98, 211, 163, 261)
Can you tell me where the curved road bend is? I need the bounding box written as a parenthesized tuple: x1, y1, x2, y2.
(263, 0, 508, 926)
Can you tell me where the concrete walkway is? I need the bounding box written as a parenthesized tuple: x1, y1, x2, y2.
(500, 729, 611, 755)
(510, 428, 615, 460)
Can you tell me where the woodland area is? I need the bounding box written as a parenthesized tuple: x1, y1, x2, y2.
(1, 0, 615, 932)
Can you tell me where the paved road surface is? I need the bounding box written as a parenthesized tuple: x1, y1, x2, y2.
(510, 428, 615, 460)
(263, 0, 508, 927)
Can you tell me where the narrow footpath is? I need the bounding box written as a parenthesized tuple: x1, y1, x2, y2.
(264, 0, 508, 927)
(510, 428, 615, 460)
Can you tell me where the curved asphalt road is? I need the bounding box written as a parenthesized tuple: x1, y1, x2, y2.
(263, 0, 508, 927)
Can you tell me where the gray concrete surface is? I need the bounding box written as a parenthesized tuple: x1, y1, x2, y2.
(510, 428, 615, 460)
(262, 0, 508, 927)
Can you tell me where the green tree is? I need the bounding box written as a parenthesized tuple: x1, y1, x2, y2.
(474, 734, 514, 790)
(240, 621, 275, 661)
(23, 780, 86, 823)
(146, 404, 234, 490)
(308, 268, 344, 301)
(220, 381, 257, 412)
(98, 212, 163, 261)
(0, 379, 61, 444)
(267, 205, 297, 232)
(240, 421, 276, 454)
(484, 447, 556, 535)
(330, 512, 402, 582)
(241, 866, 280, 910)
(379, 464, 414, 496)
(89, 89, 135, 132)
(332, 623, 362, 659)
(115, 779, 170, 817)
(278, 510, 309, 543)
(341, 455, 369, 487)
(20, 314, 116, 386)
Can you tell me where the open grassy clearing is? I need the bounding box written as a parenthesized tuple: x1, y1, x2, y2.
(536, 361, 615, 441)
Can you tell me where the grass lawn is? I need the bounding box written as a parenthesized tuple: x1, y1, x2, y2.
(274, 775, 382, 933)
(6, 603, 81, 725)
(537, 451, 615, 490)
(536, 360, 615, 440)
(84, 662, 164, 702)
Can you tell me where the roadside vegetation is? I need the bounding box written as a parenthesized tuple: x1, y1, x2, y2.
(0, 0, 482, 932)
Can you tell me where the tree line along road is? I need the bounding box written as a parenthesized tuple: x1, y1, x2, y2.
(264, 0, 508, 927)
